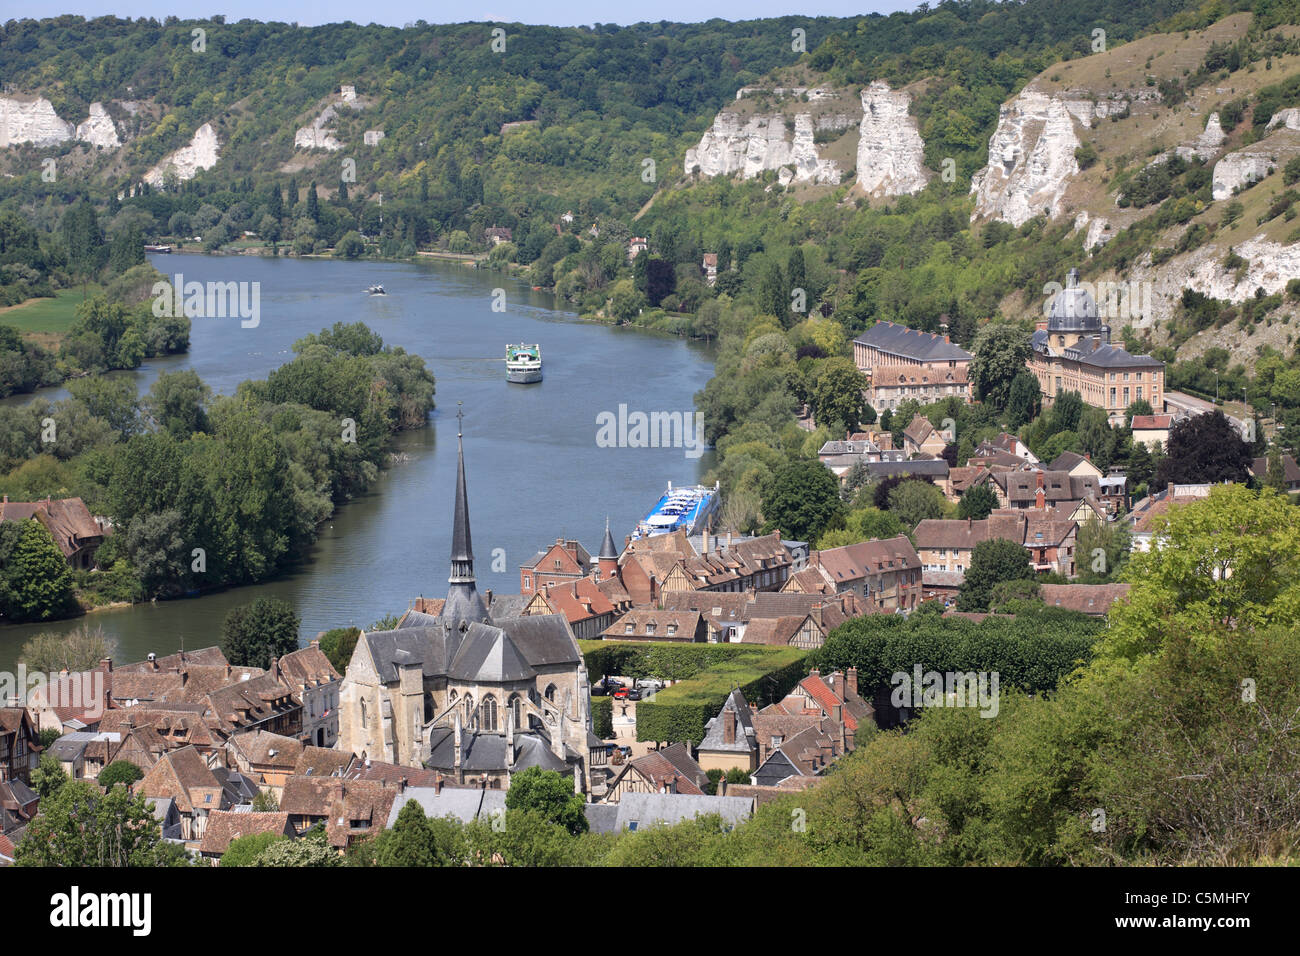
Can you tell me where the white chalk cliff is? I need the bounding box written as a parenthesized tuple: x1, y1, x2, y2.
(75, 102, 120, 149)
(1174, 112, 1226, 163)
(684, 110, 846, 184)
(970, 89, 1092, 227)
(0, 96, 73, 148)
(1212, 148, 1275, 201)
(144, 122, 220, 188)
(855, 82, 928, 197)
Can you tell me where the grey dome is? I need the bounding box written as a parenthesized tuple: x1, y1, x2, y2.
(1047, 269, 1102, 333)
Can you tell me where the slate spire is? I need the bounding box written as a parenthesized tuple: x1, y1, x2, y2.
(599, 516, 618, 560)
(442, 403, 489, 626)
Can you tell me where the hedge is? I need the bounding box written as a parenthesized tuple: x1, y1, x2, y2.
(578, 641, 811, 746)
(809, 607, 1102, 698)
(591, 696, 613, 739)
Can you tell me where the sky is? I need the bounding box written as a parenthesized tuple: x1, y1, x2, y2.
(36, 1, 921, 28)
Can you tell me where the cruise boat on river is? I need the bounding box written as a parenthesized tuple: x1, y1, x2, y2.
(630, 481, 720, 540)
(505, 343, 543, 383)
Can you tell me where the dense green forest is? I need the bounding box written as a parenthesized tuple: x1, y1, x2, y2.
(0, 321, 433, 622)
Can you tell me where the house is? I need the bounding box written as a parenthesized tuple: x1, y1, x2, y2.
(614, 792, 754, 833)
(276, 643, 342, 749)
(485, 226, 513, 245)
(818, 437, 885, 480)
(0, 707, 39, 785)
(1125, 483, 1214, 552)
(864, 458, 950, 494)
(989, 468, 1101, 511)
(697, 689, 759, 772)
(225, 730, 304, 795)
(603, 742, 708, 802)
(145, 796, 183, 841)
(524, 575, 625, 640)
(24, 662, 112, 734)
(279, 776, 397, 852)
(386, 784, 507, 826)
(561, 210, 574, 224)
(914, 512, 1078, 580)
(519, 538, 594, 594)
(871, 364, 971, 411)
(47, 731, 121, 780)
(902, 415, 950, 458)
(852, 321, 973, 382)
(1029, 269, 1164, 421)
(702, 253, 718, 286)
(603, 608, 707, 643)
(975, 432, 1038, 464)
(0, 778, 38, 863)
(785, 535, 922, 611)
(751, 719, 847, 787)
(0, 495, 104, 569)
(1038, 583, 1132, 616)
(1131, 414, 1174, 452)
(1250, 453, 1300, 494)
(1049, 451, 1104, 481)
(198, 810, 294, 863)
(136, 745, 227, 843)
(628, 237, 648, 260)
(293, 746, 355, 779)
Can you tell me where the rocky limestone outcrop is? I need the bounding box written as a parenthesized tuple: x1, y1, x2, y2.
(294, 91, 365, 152)
(1187, 236, 1300, 300)
(1175, 112, 1226, 162)
(0, 96, 73, 148)
(1212, 148, 1275, 201)
(684, 110, 844, 184)
(1074, 211, 1113, 251)
(970, 89, 1090, 227)
(75, 102, 120, 149)
(1266, 108, 1300, 132)
(144, 122, 219, 189)
(855, 82, 928, 197)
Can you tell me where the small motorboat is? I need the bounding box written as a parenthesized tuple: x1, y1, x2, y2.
(366, 284, 387, 296)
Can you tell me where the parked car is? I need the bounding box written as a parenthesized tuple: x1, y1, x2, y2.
(635, 678, 663, 691)
(591, 683, 608, 696)
(613, 687, 630, 700)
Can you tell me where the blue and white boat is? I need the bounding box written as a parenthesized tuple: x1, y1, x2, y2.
(631, 481, 720, 540)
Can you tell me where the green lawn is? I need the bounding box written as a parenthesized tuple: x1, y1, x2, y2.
(0, 288, 95, 334)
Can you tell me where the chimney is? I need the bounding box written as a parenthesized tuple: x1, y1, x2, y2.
(98, 657, 113, 673)
(1167, 482, 1175, 499)
(435, 774, 444, 795)
(717, 776, 727, 797)
(484, 588, 493, 608)
(847, 667, 858, 700)
(832, 703, 843, 724)
(723, 706, 736, 744)
(399, 777, 407, 793)
(809, 667, 820, 680)
(1035, 471, 1044, 489)
(310, 639, 320, 648)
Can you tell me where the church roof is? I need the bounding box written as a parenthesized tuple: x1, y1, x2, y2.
(361, 626, 460, 684)
(447, 623, 537, 683)
(497, 614, 582, 667)
(425, 728, 569, 774)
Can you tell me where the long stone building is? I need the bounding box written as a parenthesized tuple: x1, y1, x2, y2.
(1029, 269, 1164, 423)
(337, 423, 602, 793)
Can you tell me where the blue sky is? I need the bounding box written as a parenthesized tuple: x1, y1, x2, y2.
(40, 1, 920, 28)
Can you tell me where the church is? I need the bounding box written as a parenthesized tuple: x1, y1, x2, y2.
(337, 415, 604, 794)
(1028, 269, 1164, 424)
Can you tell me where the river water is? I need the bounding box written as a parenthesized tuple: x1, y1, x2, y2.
(0, 253, 715, 672)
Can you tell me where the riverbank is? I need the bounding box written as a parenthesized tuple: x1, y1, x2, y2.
(0, 252, 717, 674)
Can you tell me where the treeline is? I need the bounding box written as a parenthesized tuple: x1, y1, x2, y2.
(0, 321, 434, 619)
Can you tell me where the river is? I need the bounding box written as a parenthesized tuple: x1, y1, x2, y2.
(0, 253, 715, 672)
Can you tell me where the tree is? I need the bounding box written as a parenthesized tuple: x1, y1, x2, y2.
(31, 753, 68, 799)
(220, 597, 301, 669)
(4, 520, 76, 622)
(957, 483, 998, 520)
(958, 538, 1033, 611)
(887, 479, 946, 530)
(759, 261, 787, 326)
(334, 231, 365, 259)
(786, 247, 807, 318)
(318, 626, 360, 673)
(67, 375, 140, 437)
(98, 760, 144, 789)
(1076, 516, 1129, 583)
(1102, 484, 1300, 664)
(969, 323, 1031, 410)
(20, 624, 115, 672)
(1006, 370, 1041, 428)
(1157, 410, 1252, 485)
(1124, 398, 1154, 425)
(1265, 443, 1289, 494)
(306, 182, 320, 222)
(256, 829, 339, 866)
(504, 766, 589, 835)
(252, 789, 280, 812)
(377, 799, 438, 866)
(16, 780, 186, 867)
(221, 831, 287, 866)
(144, 370, 211, 437)
(810, 358, 868, 434)
(762, 459, 842, 542)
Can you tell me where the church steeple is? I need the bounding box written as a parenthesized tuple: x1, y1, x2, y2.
(441, 404, 489, 626)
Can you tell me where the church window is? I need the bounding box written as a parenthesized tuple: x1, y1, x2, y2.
(463, 694, 474, 721)
(481, 696, 498, 732)
(509, 695, 521, 727)
(360, 698, 367, 726)
(545, 684, 556, 702)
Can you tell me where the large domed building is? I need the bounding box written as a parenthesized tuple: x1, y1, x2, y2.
(1029, 269, 1164, 422)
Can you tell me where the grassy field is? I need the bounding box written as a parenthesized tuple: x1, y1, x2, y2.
(0, 288, 94, 334)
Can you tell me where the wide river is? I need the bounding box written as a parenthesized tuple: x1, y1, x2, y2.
(0, 253, 715, 672)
